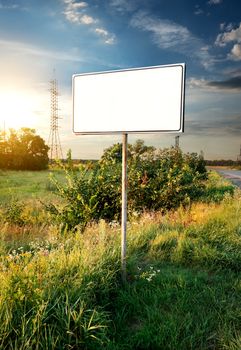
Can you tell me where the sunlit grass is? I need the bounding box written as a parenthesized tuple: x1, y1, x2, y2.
(0, 170, 240, 348)
(0, 169, 65, 203)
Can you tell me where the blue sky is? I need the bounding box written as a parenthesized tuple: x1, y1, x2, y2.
(0, 0, 241, 159)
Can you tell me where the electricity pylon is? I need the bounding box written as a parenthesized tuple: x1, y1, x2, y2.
(48, 77, 63, 161)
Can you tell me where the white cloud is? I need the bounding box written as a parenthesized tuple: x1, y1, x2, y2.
(207, 0, 222, 5)
(62, 0, 116, 45)
(222, 23, 234, 31)
(188, 76, 241, 92)
(70, 1, 87, 9)
(109, 0, 136, 13)
(0, 39, 86, 62)
(95, 27, 116, 44)
(187, 77, 209, 90)
(63, 0, 87, 5)
(63, 1, 96, 25)
(0, 3, 19, 9)
(131, 12, 190, 49)
(215, 23, 241, 46)
(130, 11, 213, 69)
(220, 22, 225, 31)
(194, 5, 204, 15)
(228, 44, 241, 61)
(194, 9, 204, 15)
(105, 37, 115, 45)
(80, 14, 95, 24)
(95, 28, 109, 36)
(215, 23, 241, 61)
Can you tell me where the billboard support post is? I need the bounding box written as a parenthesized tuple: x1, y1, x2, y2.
(121, 133, 128, 282)
(72, 63, 186, 283)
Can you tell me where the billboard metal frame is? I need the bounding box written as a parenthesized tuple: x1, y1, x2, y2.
(73, 63, 186, 282)
(72, 63, 186, 135)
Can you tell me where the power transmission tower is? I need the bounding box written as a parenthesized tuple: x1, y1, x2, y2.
(48, 77, 63, 161)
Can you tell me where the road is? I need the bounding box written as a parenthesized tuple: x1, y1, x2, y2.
(213, 169, 241, 188)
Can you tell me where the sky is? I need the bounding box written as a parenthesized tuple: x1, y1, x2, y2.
(0, 0, 241, 160)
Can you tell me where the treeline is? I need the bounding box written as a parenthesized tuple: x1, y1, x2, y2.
(205, 159, 241, 167)
(0, 128, 49, 170)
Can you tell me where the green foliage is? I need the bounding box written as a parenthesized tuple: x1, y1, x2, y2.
(66, 148, 74, 170)
(128, 147, 207, 212)
(0, 237, 117, 349)
(99, 139, 155, 166)
(0, 128, 49, 170)
(99, 142, 123, 166)
(3, 200, 26, 226)
(49, 141, 208, 231)
(46, 163, 123, 231)
(200, 171, 235, 203)
(46, 166, 100, 232)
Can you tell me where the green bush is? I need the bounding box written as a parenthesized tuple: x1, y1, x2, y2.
(128, 147, 206, 212)
(3, 200, 26, 226)
(47, 142, 207, 231)
(45, 166, 99, 231)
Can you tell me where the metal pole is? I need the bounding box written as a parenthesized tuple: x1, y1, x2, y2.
(121, 133, 128, 282)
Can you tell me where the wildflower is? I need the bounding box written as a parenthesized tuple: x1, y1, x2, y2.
(41, 250, 49, 256)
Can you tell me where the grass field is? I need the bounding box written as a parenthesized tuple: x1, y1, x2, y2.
(0, 170, 240, 349)
(0, 169, 65, 203)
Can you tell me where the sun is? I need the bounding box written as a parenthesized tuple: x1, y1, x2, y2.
(0, 88, 41, 130)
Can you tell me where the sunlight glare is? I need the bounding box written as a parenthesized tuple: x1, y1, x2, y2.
(0, 89, 41, 130)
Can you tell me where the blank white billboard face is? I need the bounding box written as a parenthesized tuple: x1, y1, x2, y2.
(73, 64, 185, 134)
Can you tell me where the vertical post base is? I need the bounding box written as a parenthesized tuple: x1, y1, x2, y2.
(121, 133, 128, 283)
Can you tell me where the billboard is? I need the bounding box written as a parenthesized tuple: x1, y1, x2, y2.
(73, 63, 185, 135)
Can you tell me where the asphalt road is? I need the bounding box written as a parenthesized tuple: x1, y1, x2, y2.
(214, 169, 241, 188)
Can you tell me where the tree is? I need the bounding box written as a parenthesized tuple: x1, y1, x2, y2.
(130, 139, 155, 159)
(0, 128, 49, 170)
(99, 143, 123, 165)
(99, 139, 155, 165)
(0, 131, 8, 168)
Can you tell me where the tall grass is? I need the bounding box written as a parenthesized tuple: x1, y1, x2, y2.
(0, 173, 241, 350)
(0, 174, 240, 349)
(0, 225, 119, 349)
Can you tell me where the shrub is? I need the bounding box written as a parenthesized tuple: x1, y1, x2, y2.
(3, 200, 26, 226)
(46, 142, 208, 232)
(45, 166, 100, 232)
